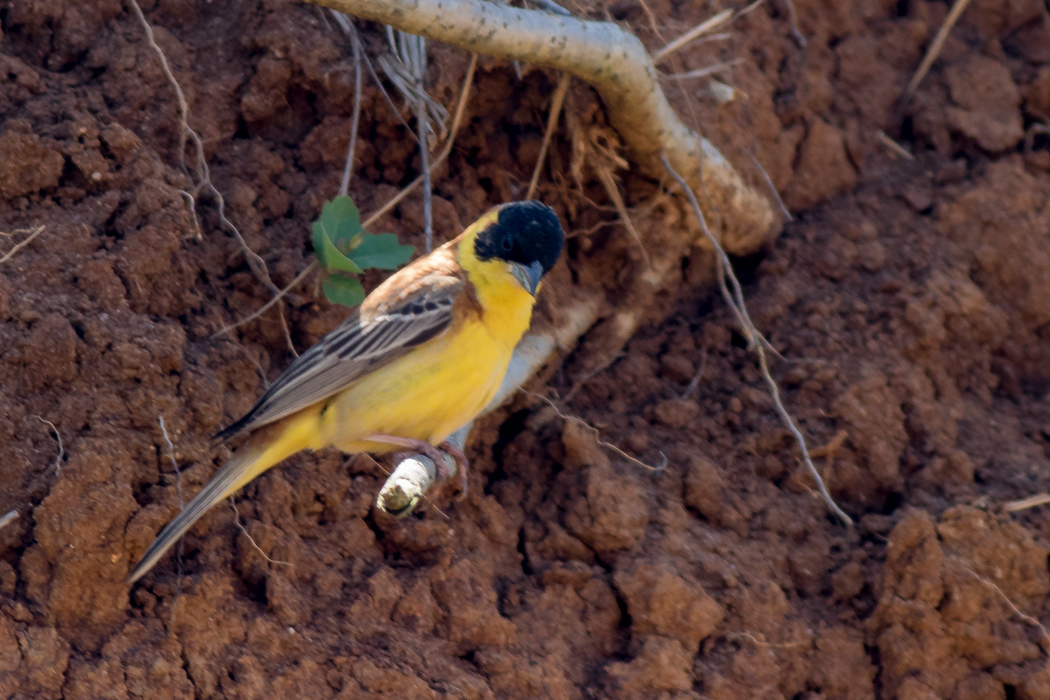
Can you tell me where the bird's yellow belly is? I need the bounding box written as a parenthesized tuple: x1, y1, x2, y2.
(323, 318, 516, 453)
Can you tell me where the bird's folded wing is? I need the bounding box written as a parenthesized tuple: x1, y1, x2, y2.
(215, 258, 465, 441)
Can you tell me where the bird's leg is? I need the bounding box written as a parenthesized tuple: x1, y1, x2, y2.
(437, 440, 469, 500)
(364, 434, 454, 483)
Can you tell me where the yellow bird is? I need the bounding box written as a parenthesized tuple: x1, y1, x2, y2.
(129, 201, 564, 583)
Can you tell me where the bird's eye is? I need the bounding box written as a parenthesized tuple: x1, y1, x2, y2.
(501, 236, 513, 252)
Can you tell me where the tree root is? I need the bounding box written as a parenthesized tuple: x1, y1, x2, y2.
(304, 0, 781, 252)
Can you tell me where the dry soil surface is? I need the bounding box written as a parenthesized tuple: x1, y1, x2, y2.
(3, 0, 1050, 698)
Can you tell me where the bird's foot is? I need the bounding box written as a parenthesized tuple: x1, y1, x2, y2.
(437, 440, 469, 500)
(365, 434, 462, 495)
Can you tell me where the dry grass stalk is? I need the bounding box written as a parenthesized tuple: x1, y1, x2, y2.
(877, 130, 915, 160)
(899, 0, 974, 114)
(526, 72, 571, 201)
(651, 8, 733, 63)
(660, 58, 744, 81)
(1003, 493, 1050, 513)
(0, 511, 17, 532)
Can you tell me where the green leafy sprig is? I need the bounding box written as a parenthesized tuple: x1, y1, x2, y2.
(312, 196, 415, 307)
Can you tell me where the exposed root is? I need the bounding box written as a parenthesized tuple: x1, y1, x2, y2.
(128, 0, 284, 303)
(337, 19, 364, 198)
(157, 415, 185, 608)
(966, 568, 1050, 654)
(34, 416, 63, 475)
(213, 264, 316, 339)
(0, 225, 46, 265)
(228, 497, 291, 567)
(158, 416, 184, 509)
(527, 391, 667, 473)
(328, 10, 421, 142)
(363, 53, 478, 224)
(680, 347, 708, 399)
(308, 0, 781, 250)
(741, 148, 792, 222)
(661, 153, 853, 526)
(777, 0, 806, 48)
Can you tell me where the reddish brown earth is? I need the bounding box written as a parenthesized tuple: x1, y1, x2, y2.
(3, 0, 1050, 698)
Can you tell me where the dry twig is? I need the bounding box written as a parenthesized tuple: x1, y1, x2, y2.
(661, 153, 852, 526)
(365, 53, 478, 224)
(379, 28, 447, 251)
(0, 511, 17, 532)
(214, 264, 316, 338)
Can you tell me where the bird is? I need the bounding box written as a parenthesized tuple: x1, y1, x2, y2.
(129, 200, 565, 583)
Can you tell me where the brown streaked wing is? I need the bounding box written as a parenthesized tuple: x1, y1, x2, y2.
(214, 250, 465, 441)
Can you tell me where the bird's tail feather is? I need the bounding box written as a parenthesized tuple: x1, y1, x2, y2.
(128, 414, 315, 583)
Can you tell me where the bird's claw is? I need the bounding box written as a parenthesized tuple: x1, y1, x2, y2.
(367, 433, 468, 501)
(437, 440, 470, 501)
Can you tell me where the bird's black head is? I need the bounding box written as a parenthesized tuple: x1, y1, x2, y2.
(474, 201, 565, 295)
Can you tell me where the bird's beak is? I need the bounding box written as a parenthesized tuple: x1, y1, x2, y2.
(510, 260, 545, 296)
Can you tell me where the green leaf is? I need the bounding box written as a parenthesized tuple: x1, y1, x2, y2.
(322, 274, 365, 308)
(316, 223, 364, 275)
(318, 196, 362, 250)
(350, 233, 415, 270)
(313, 196, 365, 274)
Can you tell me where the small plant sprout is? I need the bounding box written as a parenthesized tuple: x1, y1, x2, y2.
(312, 195, 415, 307)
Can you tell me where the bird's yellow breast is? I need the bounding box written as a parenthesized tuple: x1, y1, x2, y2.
(325, 265, 535, 453)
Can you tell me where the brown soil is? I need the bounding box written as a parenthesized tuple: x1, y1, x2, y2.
(3, 0, 1050, 698)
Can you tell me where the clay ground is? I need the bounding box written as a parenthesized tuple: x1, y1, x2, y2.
(3, 0, 1050, 698)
